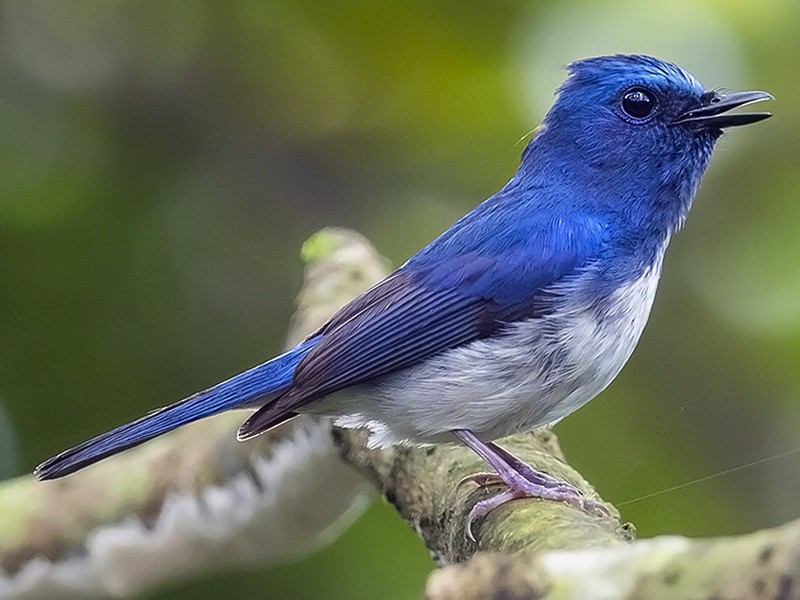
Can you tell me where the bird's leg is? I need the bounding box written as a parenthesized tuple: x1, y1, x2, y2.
(452, 429, 607, 540)
(485, 441, 580, 493)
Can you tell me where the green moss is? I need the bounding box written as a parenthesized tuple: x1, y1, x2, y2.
(301, 229, 343, 265)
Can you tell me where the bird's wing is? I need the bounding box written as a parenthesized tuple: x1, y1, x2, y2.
(238, 214, 605, 438)
(290, 265, 495, 398)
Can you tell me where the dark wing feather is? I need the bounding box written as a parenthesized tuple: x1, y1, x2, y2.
(238, 269, 491, 438)
(291, 277, 486, 398)
(239, 210, 608, 439)
(239, 257, 558, 438)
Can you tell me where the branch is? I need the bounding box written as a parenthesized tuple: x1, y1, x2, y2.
(336, 428, 629, 563)
(425, 517, 800, 600)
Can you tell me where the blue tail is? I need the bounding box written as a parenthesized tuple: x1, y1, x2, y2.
(35, 336, 320, 480)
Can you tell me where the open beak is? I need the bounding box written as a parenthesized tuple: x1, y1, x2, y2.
(673, 90, 773, 129)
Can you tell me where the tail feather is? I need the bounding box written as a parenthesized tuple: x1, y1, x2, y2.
(35, 336, 319, 480)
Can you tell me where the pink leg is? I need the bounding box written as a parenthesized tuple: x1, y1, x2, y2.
(453, 429, 607, 540)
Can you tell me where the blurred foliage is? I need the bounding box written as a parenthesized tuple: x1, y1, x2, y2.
(0, 1, 798, 598)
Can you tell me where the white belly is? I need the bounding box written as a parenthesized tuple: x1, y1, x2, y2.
(309, 262, 663, 448)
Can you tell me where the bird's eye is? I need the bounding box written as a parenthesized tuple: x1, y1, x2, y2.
(621, 87, 656, 119)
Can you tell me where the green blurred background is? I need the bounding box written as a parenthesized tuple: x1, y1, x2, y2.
(0, 1, 798, 598)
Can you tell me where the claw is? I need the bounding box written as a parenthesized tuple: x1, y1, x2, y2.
(464, 484, 609, 542)
(456, 472, 503, 491)
(465, 489, 516, 542)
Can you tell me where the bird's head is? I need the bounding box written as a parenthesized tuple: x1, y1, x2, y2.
(529, 54, 772, 232)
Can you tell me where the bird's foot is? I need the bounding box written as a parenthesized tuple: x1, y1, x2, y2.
(462, 467, 609, 540)
(451, 430, 609, 542)
(458, 469, 578, 496)
(461, 466, 608, 541)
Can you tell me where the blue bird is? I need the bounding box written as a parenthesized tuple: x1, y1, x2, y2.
(36, 55, 771, 530)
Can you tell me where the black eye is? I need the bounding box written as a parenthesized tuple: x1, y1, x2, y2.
(621, 87, 656, 119)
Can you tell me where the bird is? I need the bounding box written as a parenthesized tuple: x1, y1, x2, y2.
(36, 55, 772, 533)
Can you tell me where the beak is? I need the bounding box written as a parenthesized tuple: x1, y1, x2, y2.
(673, 90, 773, 129)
